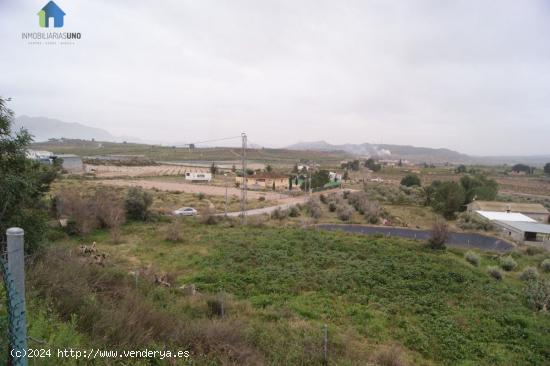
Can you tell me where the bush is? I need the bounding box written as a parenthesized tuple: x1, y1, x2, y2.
(371, 344, 408, 366)
(464, 251, 480, 266)
(271, 208, 289, 220)
(200, 208, 220, 225)
(288, 205, 300, 217)
(319, 194, 328, 204)
(336, 204, 353, 221)
(165, 219, 183, 242)
(400, 174, 421, 187)
(499, 256, 517, 271)
(524, 279, 550, 311)
(328, 202, 337, 212)
(125, 187, 153, 221)
(197, 192, 205, 200)
(457, 212, 493, 231)
(306, 197, 322, 219)
(487, 266, 503, 280)
(258, 196, 266, 202)
(519, 267, 539, 281)
(427, 220, 448, 249)
(526, 246, 545, 256)
(541, 259, 550, 272)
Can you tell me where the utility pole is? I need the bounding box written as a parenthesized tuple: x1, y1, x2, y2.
(241, 133, 247, 224)
(224, 173, 228, 217)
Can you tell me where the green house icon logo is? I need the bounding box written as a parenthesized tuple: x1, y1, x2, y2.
(37, 1, 66, 28)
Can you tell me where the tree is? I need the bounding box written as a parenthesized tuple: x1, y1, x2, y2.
(348, 160, 361, 171)
(398, 159, 403, 167)
(0, 97, 59, 253)
(292, 163, 299, 173)
(459, 174, 498, 204)
(310, 170, 330, 189)
(512, 164, 532, 174)
(231, 164, 236, 173)
(430, 181, 465, 219)
(289, 177, 293, 190)
(266, 164, 273, 172)
(210, 162, 218, 175)
(455, 164, 467, 174)
(342, 170, 349, 181)
(400, 174, 421, 187)
(365, 158, 381, 172)
(544, 163, 550, 176)
(124, 187, 153, 221)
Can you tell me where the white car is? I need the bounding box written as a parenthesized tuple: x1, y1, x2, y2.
(172, 207, 198, 216)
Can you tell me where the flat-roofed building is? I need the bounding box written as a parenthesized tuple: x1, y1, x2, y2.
(467, 201, 549, 223)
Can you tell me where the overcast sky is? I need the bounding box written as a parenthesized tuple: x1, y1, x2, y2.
(1, 1, 550, 155)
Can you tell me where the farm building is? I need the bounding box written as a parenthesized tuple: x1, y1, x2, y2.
(56, 154, 84, 173)
(494, 221, 550, 247)
(467, 201, 549, 223)
(185, 171, 212, 182)
(236, 173, 289, 190)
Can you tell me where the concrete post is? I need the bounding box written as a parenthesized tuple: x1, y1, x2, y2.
(6, 227, 28, 366)
(7, 228, 25, 307)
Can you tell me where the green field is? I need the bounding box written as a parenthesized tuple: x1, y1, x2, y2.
(31, 139, 352, 168)
(20, 220, 550, 365)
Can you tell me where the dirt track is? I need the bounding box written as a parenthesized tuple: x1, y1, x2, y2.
(99, 179, 290, 201)
(86, 164, 208, 178)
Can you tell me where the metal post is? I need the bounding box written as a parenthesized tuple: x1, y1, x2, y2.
(6, 227, 28, 366)
(224, 173, 228, 217)
(241, 133, 247, 224)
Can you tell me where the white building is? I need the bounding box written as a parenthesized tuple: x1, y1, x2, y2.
(185, 171, 212, 182)
(329, 171, 342, 181)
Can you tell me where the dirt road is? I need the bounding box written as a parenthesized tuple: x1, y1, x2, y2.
(99, 179, 289, 201)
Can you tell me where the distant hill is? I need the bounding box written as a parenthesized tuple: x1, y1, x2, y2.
(287, 140, 473, 164)
(14, 116, 118, 142)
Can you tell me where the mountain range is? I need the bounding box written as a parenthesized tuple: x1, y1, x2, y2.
(14, 116, 119, 142)
(16, 116, 549, 165)
(286, 141, 550, 166)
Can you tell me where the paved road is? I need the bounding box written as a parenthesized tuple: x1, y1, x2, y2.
(317, 224, 514, 252)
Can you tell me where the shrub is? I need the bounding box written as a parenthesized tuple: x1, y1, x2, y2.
(319, 194, 328, 204)
(288, 205, 300, 217)
(427, 219, 448, 249)
(457, 212, 493, 231)
(328, 202, 337, 212)
(125, 187, 153, 221)
(487, 266, 503, 280)
(197, 192, 205, 200)
(540, 259, 550, 272)
(165, 219, 182, 242)
(524, 279, 550, 311)
(336, 204, 353, 221)
(55, 188, 99, 235)
(464, 251, 480, 266)
(519, 267, 539, 281)
(371, 344, 408, 366)
(258, 196, 266, 202)
(400, 174, 421, 187)
(271, 208, 289, 220)
(200, 208, 220, 225)
(526, 246, 545, 256)
(343, 190, 351, 199)
(499, 256, 517, 271)
(306, 197, 322, 219)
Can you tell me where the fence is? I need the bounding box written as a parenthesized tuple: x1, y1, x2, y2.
(1, 228, 28, 366)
